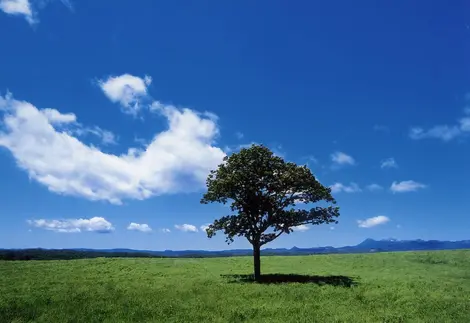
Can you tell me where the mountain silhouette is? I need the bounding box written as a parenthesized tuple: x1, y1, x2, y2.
(32, 238, 470, 258)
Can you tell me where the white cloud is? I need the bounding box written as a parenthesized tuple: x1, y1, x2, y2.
(127, 222, 152, 233)
(330, 226, 335, 230)
(42, 108, 76, 124)
(175, 224, 198, 232)
(30, 107, 116, 146)
(330, 182, 361, 193)
(390, 180, 426, 193)
(98, 74, 152, 115)
(0, 93, 225, 204)
(27, 217, 114, 233)
(161, 228, 171, 233)
(410, 109, 470, 142)
(1, 0, 73, 25)
(235, 132, 244, 139)
(0, 0, 34, 24)
(87, 127, 116, 145)
(72, 126, 117, 146)
(366, 184, 383, 191)
(357, 215, 390, 228)
(200, 223, 210, 232)
(460, 117, 470, 131)
(380, 158, 398, 169)
(331, 151, 355, 166)
(410, 94, 470, 141)
(292, 224, 309, 232)
(59, 0, 73, 11)
(409, 125, 463, 141)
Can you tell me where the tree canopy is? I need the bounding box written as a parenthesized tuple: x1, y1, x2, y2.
(201, 144, 340, 280)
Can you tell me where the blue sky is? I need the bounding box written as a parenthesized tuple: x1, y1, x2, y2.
(1, 0, 469, 251)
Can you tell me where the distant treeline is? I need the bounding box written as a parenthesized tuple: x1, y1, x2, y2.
(0, 249, 166, 261)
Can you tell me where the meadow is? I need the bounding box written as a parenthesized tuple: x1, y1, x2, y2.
(1, 250, 470, 323)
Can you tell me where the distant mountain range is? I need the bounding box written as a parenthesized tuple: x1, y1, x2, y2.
(59, 238, 470, 257)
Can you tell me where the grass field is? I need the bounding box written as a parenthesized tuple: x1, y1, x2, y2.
(1, 250, 470, 323)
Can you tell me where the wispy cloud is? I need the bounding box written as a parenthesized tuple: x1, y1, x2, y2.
(161, 228, 171, 233)
(175, 224, 198, 233)
(71, 125, 117, 146)
(330, 182, 361, 193)
(303, 155, 318, 165)
(331, 151, 355, 166)
(366, 184, 383, 192)
(127, 223, 152, 233)
(272, 144, 285, 158)
(357, 215, 390, 228)
(390, 180, 426, 193)
(292, 224, 309, 232)
(235, 132, 244, 139)
(409, 125, 465, 141)
(380, 158, 398, 169)
(410, 104, 470, 141)
(59, 0, 73, 12)
(27, 217, 114, 233)
(464, 104, 470, 115)
(24, 106, 116, 146)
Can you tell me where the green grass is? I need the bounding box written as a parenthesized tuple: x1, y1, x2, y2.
(1, 250, 470, 322)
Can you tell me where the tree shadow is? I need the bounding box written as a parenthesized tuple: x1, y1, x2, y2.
(222, 274, 358, 287)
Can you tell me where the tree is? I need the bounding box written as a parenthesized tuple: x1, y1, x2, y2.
(200, 144, 340, 281)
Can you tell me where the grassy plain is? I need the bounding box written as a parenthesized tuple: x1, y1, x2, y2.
(1, 250, 470, 322)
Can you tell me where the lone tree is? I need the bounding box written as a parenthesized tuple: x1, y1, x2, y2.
(201, 144, 340, 281)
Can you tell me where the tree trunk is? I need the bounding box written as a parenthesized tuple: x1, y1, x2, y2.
(253, 243, 261, 281)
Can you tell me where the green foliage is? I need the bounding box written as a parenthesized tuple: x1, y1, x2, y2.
(0, 249, 163, 261)
(201, 144, 339, 246)
(1, 250, 470, 322)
